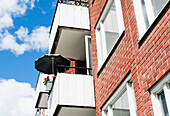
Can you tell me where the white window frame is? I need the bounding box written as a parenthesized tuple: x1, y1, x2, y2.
(85, 35, 93, 75)
(102, 73, 138, 116)
(96, 0, 125, 70)
(151, 72, 170, 116)
(133, 0, 169, 38)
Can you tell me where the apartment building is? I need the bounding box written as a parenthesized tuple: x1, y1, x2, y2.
(35, 0, 96, 116)
(88, 0, 169, 116)
(35, 0, 170, 116)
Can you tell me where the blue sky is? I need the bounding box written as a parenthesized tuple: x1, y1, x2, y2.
(0, 0, 57, 88)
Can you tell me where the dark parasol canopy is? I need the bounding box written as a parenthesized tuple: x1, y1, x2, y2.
(35, 54, 70, 75)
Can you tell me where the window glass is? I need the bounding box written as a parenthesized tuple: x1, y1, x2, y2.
(113, 109, 130, 116)
(103, 0, 120, 54)
(133, 0, 168, 38)
(96, 0, 125, 69)
(151, 0, 168, 16)
(159, 91, 169, 116)
(112, 90, 130, 116)
(106, 110, 109, 116)
(140, 0, 149, 29)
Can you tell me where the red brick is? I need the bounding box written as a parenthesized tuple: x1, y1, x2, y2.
(88, 0, 169, 115)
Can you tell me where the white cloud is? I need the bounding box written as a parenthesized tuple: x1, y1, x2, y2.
(42, 10, 47, 14)
(0, 14, 14, 31)
(15, 26, 29, 40)
(0, 30, 28, 55)
(0, 0, 49, 55)
(0, 26, 50, 56)
(27, 26, 50, 51)
(0, 0, 36, 31)
(30, 0, 36, 9)
(52, 1, 57, 8)
(0, 79, 36, 116)
(38, 7, 47, 15)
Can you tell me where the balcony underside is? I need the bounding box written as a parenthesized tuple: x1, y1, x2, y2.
(52, 26, 90, 61)
(54, 105, 96, 116)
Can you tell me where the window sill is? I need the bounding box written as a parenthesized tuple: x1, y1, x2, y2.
(138, 1, 169, 48)
(97, 31, 125, 76)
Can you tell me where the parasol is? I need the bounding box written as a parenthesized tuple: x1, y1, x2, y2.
(35, 54, 70, 75)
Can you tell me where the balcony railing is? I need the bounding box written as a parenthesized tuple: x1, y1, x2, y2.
(57, 65, 93, 75)
(58, 0, 89, 7)
(48, 73, 95, 116)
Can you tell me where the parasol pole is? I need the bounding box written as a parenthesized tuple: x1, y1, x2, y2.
(52, 57, 55, 74)
(51, 57, 56, 90)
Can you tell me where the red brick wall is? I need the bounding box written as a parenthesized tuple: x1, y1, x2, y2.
(132, 5, 170, 116)
(88, 0, 170, 116)
(66, 60, 87, 74)
(66, 60, 78, 73)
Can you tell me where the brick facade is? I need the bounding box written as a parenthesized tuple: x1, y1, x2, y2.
(66, 60, 87, 74)
(88, 0, 170, 116)
(66, 60, 78, 74)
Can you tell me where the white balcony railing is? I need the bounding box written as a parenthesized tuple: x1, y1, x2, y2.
(48, 73, 95, 116)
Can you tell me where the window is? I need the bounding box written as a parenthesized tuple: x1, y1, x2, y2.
(133, 0, 169, 37)
(102, 74, 138, 116)
(159, 91, 169, 116)
(96, 0, 124, 69)
(151, 72, 170, 116)
(112, 90, 130, 116)
(151, 0, 169, 16)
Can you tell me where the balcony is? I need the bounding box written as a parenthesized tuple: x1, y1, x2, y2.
(49, 0, 90, 57)
(35, 73, 53, 109)
(48, 73, 95, 116)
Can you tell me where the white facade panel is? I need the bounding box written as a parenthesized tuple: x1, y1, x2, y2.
(48, 78, 59, 116)
(36, 73, 48, 92)
(76, 76, 85, 105)
(36, 73, 53, 93)
(49, 4, 90, 53)
(84, 76, 95, 106)
(48, 73, 95, 116)
(49, 7, 60, 53)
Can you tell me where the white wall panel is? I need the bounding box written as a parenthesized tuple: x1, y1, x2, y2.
(58, 4, 90, 29)
(84, 76, 94, 106)
(68, 76, 77, 105)
(48, 77, 59, 116)
(59, 73, 95, 107)
(59, 74, 69, 105)
(49, 5, 60, 53)
(48, 73, 95, 115)
(76, 76, 84, 105)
